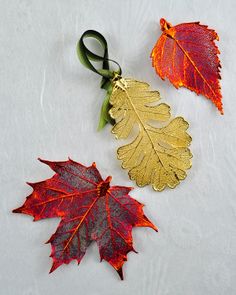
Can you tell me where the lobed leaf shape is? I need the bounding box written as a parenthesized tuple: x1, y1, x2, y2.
(151, 18, 223, 113)
(13, 158, 157, 280)
(109, 77, 192, 191)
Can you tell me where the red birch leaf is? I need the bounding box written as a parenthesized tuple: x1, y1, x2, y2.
(151, 18, 223, 114)
(13, 158, 157, 279)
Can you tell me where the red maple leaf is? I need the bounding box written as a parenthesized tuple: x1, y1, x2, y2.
(151, 18, 223, 114)
(13, 158, 157, 279)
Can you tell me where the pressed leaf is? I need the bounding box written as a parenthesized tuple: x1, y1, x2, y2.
(13, 158, 157, 280)
(109, 77, 192, 191)
(151, 18, 223, 113)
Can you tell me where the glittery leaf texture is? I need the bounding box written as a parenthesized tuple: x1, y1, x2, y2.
(151, 18, 223, 113)
(13, 158, 157, 280)
(109, 76, 192, 191)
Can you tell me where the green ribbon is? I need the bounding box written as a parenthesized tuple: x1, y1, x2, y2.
(77, 30, 122, 130)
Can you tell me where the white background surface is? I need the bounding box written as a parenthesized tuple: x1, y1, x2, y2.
(1, 0, 236, 294)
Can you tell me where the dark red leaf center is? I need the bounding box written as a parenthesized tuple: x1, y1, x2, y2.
(98, 179, 110, 197)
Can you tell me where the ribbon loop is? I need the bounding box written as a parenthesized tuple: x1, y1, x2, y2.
(77, 30, 122, 89)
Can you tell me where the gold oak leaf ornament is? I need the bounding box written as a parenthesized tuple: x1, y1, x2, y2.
(78, 30, 192, 191)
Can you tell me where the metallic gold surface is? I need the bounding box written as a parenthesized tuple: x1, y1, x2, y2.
(109, 76, 192, 191)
